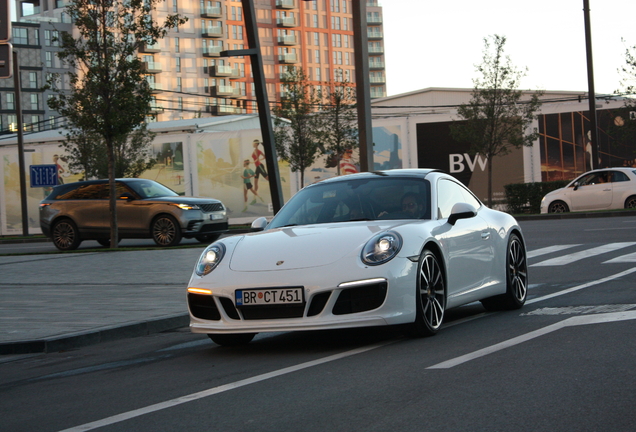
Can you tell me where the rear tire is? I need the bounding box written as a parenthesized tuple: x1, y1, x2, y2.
(625, 195, 636, 209)
(151, 215, 182, 247)
(481, 233, 528, 311)
(208, 333, 256, 346)
(548, 200, 569, 213)
(408, 249, 446, 337)
(51, 219, 82, 251)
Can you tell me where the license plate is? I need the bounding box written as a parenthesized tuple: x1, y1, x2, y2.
(235, 287, 304, 306)
(210, 214, 224, 220)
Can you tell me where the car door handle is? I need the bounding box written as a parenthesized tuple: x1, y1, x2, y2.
(481, 231, 490, 240)
(603, 189, 611, 192)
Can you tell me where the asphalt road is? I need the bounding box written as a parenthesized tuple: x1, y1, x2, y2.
(1, 216, 636, 432)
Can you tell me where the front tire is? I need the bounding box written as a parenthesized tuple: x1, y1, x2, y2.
(548, 200, 569, 213)
(408, 249, 446, 337)
(51, 219, 82, 251)
(208, 333, 256, 346)
(481, 233, 528, 311)
(152, 215, 182, 247)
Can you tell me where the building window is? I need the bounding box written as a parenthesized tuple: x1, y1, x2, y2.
(177, 77, 182, 92)
(178, 97, 183, 111)
(29, 72, 38, 89)
(175, 38, 180, 53)
(30, 115, 40, 131)
(175, 57, 181, 72)
(12, 28, 28, 45)
(45, 51, 53, 67)
(30, 94, 39, 110)
(312, 15, 318, 28)
(6, 93, 14, 110)
(8, 114, 17, 131)
(314, 32, 319, 46)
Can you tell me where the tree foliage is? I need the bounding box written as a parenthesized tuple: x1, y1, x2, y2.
(450, 34, 543, 207)
(61, 125, 157, 180)
(319, 72, 359, 174)
(273, 67, 323, 186)
(46, 0, 186, 247)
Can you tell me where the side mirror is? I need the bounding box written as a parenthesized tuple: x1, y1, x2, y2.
(250, 216, 268, 232)
(573, 181, 580, 191)
(448, 202, 477, 226)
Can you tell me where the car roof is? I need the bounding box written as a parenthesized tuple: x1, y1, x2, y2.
(316, 169, 442, 185)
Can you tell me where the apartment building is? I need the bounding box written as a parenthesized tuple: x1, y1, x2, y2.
(5, 0, 386, 128)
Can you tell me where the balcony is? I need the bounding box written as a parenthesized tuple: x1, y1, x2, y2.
(140, 42, 161, 53)
(202, 45, 223, 57)
(367, 15, 383, 25)
(278, 53, 298, 64)
(277, 34, 297, 46)
(201, 6, 222, 18)
(276, 0, 295, 8)
(206, 105, 244, 115)
(141, 61, 162, 73)
(202, 26, 224, 38)
(148, 82, 163, 92)
(370, 75, 385, 84)
(212, 85, 239, 97)
(149, 102, 164, 114)
(277, 16, 296, 27)
(210, 65, 239, 78)
(368, 45, 384, 55)
(369, 61, 385, 70)
(367, 30, 383, 40)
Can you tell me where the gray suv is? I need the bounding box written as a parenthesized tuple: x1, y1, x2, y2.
(40, 178, 228, 250)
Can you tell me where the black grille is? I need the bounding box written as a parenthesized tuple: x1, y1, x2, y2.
(332, 282, 388, 315)
(188, 293, 221, 320)
(200, 222, 228, 233)
(219, 297, 240, 320)
(307, 292, 332, 317)
(200, 203, 224, 212)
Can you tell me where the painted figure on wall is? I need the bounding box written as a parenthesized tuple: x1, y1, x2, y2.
(251, 139, 269, 193)
(241, 159, 263, 212)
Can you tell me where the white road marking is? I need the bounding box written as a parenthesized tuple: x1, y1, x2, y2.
(604, 251, 636, 263)
(527, 244, 580, 259)
(57, 342, 395, 432)
(531, 242, 636, 266)
(427, 311, 636, 369)
(521, 304, 636, 316)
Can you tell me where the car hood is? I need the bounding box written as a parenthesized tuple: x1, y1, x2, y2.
(228, 223, 401, 271)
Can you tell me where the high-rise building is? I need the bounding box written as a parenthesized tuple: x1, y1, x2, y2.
(5, 0, 385, 129)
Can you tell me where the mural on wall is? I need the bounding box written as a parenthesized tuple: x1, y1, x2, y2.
(141, 141, 187, 195)
(302, 125, 404, 187)
(415, 121, 524, 205)
(194, 130, 293, 218)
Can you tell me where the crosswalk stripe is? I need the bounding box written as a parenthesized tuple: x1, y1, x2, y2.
(527, 244, 580, 259)
(603, 251, 636, 264)
(530, 242, 636, 267)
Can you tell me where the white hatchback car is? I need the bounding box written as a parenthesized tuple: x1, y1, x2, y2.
(541, 167, 636, 213)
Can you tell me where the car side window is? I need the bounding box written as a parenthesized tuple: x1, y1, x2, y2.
(611, 171, 629, 182)
(57, 183, 108, 200)
(437, 178, 480, 219)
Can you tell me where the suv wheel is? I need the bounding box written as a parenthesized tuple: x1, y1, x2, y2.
(152, 215, 182, 247)
(52, 219, 82, 251)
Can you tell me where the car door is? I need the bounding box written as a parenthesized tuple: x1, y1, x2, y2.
(114, 182, 147, 235)
(436, 178, 494, 296)
(608, 170, 633, 209)
(570, 172, 612, 210)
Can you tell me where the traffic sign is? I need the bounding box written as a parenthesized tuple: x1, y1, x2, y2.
(0, 42, 11, 79)
(0, 0, 10, 42)
(30, 164, 59, 187)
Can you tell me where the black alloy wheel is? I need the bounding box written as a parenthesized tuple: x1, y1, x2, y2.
(152, 215, 182, 247)
(52, 219, 82, 251)
(409, 249, 446, 337)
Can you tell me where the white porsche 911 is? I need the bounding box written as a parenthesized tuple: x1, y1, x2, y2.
(187, 169, 528, 346)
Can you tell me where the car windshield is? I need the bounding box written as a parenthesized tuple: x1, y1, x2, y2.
(126, 181, 179, 199)
(268, 177, 431, 229)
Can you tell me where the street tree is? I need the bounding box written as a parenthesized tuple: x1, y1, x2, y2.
(320, 71, 359, 175)
(61, 125, 156, 180)
(273, 67, 323, 186)
(46, 0, 186, 248)
(613, 40, 636, 151)
(451, 34, 543, 207)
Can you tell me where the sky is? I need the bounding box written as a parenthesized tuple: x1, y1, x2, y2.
(381, 0, 636, 97)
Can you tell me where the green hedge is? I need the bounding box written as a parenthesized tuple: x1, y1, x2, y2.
(504, 180, 570, 214)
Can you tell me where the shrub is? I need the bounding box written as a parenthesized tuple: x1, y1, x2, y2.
(504, 181, 570, 214)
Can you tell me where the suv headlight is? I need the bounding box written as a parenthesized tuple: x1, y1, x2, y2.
(195, 243, 226, 276)
(174, 203, 200, 210)
(361, 231, 402, 265)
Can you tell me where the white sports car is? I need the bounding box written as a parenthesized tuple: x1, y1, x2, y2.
(187, 169, 528, 346)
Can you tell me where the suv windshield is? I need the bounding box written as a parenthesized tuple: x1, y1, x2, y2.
(269, 177, 431, 229)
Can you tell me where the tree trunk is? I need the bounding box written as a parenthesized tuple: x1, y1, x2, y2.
(107, 139, 119, 249)
(487, 155, 493, 208)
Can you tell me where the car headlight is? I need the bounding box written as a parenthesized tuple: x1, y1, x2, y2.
(195, 243, 226, 276)
(174, 203, 200, 210)
(361, 231, 402, 265)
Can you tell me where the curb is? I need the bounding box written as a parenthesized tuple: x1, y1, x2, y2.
(0, 314, 190, 355)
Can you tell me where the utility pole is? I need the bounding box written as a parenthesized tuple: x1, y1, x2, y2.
(220, 0, 284, 213)
(583, 0, 600, 169)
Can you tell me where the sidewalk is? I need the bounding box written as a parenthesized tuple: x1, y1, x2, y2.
(0, 247, 205, 355)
